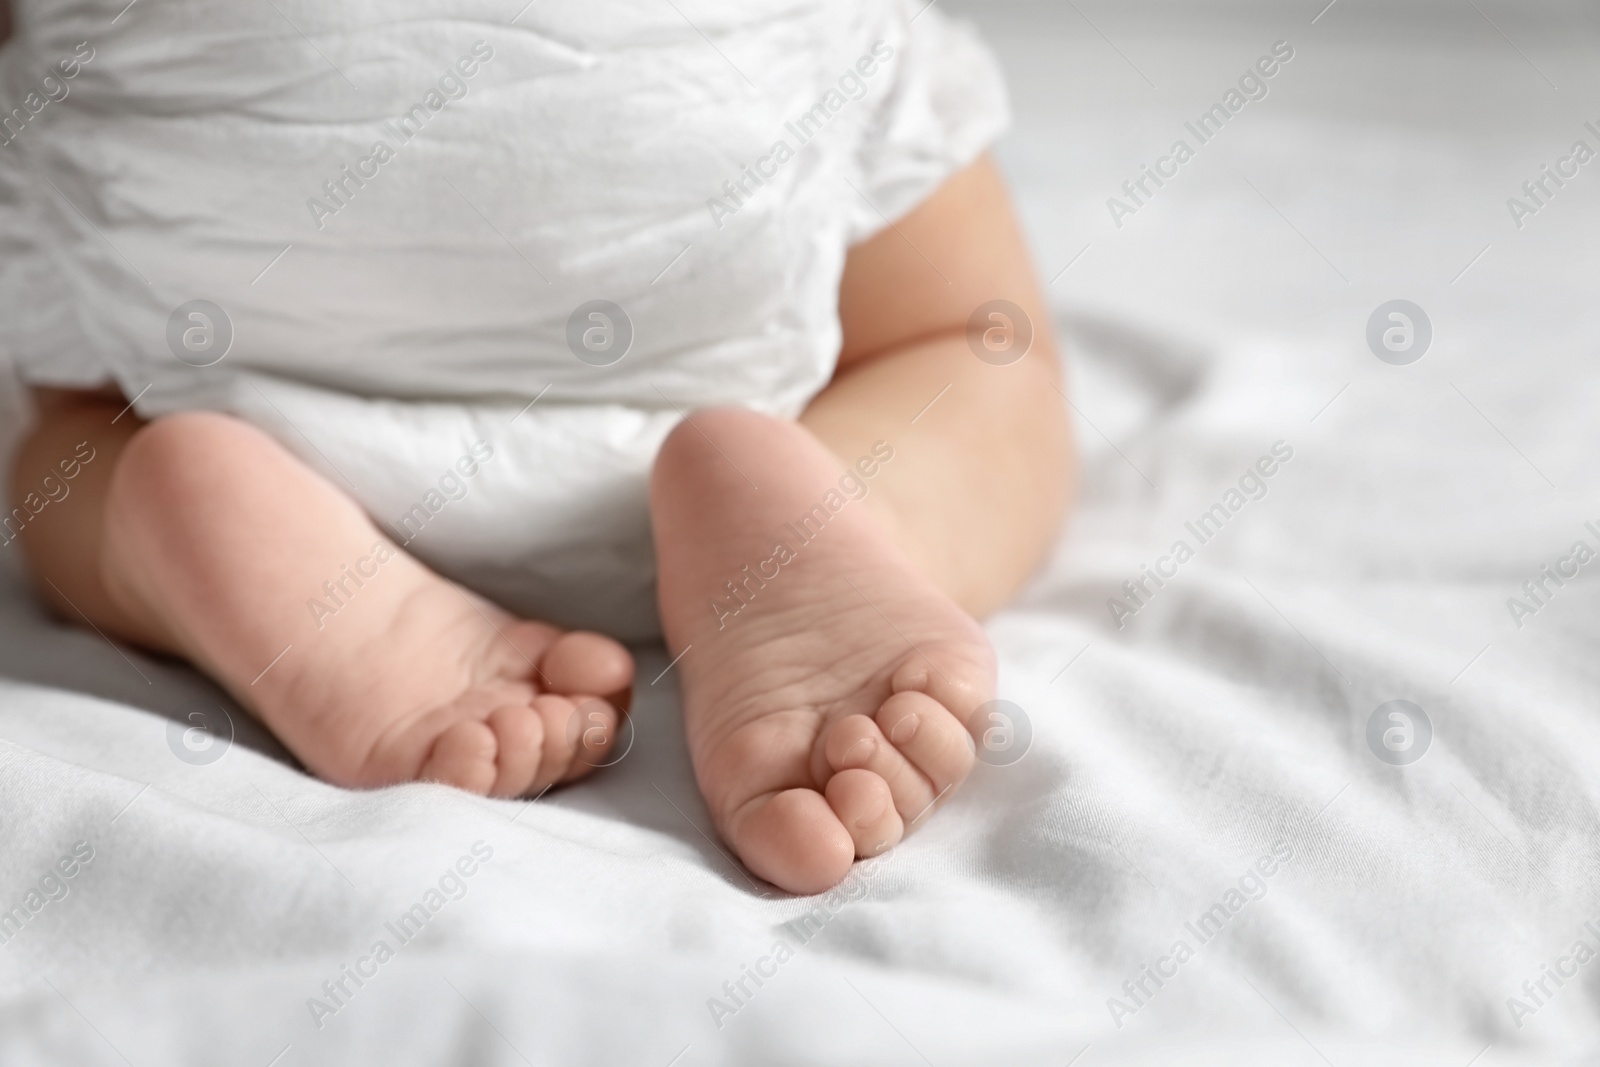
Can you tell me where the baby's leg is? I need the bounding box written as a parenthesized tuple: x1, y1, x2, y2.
(10, 390, 634, 795)
(653, 157, 1073, 893)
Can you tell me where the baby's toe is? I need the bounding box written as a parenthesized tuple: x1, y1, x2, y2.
(528, 693, 619, 790)
(824, 768, 903, 857)
(729, 789, 855, 896)
(539, 632, 634, 705)
(486, 704, 545, 798)
(875, 690, 975, 813)
(421, 719, 499, 794)
(823, 714, 936, 825)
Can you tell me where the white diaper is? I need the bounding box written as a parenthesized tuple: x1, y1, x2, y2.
(0, 0, 1008, 638)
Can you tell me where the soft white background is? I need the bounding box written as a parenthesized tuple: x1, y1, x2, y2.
(2, 1, 1598, 1063)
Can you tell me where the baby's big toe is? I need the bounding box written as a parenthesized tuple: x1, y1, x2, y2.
(539, 632, 634, 706)
(731, 789, 856, 896)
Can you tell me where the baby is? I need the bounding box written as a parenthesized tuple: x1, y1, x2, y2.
(1, 0, 1070, 894)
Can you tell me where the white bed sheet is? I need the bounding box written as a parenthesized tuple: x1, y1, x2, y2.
(2, 4, 1598, 1064)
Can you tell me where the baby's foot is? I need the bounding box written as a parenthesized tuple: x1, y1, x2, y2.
(102, 413, 633, 796)
(652, 408, 995, 894)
